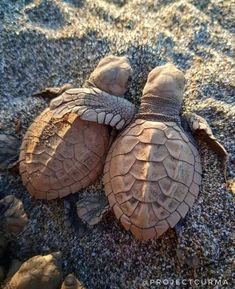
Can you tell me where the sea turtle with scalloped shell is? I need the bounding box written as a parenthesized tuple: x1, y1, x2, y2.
(50, 63, 228, 241)
(18, 55, 134, 203)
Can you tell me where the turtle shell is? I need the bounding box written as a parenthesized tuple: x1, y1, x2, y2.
(7, 252, 62, 289)
(103, 119, 202, 241)
(19, 108, 109, 200)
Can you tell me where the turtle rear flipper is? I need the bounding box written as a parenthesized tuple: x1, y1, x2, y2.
(63, 193, 109, 236)
(32, 83, 73, 99)
(0, 134, 21, 171)
(63, 197, 88, 238)
(184, 112, 228, 178)
(76, 193, 110, 226)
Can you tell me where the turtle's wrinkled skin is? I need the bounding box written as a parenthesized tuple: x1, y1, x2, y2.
(52, 63, 227, 242)
(19, 56, 133, 200)
(5, 252, 62, 289)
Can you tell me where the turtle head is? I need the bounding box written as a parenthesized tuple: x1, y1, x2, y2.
(88, 55, 133, 96)
(142, 63, 186, 104)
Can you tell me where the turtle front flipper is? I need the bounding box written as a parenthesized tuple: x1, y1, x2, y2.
(63, 197, 88, 238)
(184, 112, 228, 178)
(63, 193, 109, 235)
(76, 193, 110, 226)
(33, 83, 73, 99)
(184, 112, 228, 158)
(50, 87, 137, 130)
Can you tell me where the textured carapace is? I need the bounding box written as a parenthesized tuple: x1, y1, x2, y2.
(103, 119, 202, 241)
(6, 252, 62, 289)
(103, 63, 202, 241)
(19, 109, 110, 200)
(19, 56, 132, 200)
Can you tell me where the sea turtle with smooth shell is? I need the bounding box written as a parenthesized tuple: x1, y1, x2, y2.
(50, 63, 227, 241)
(18, 56, 135, 204)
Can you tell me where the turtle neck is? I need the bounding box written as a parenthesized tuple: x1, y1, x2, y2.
(138, 93, 181, 123)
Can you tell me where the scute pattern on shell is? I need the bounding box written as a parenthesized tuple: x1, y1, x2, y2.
(103, 120, 202, 241)
(6, 252, 62, 289)
(19, 108, 109, 200)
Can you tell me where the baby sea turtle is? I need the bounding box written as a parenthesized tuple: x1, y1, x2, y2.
(19, 56, 134, 200)
(50, 63, 227, 241)
(5, 252, 62, 289)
